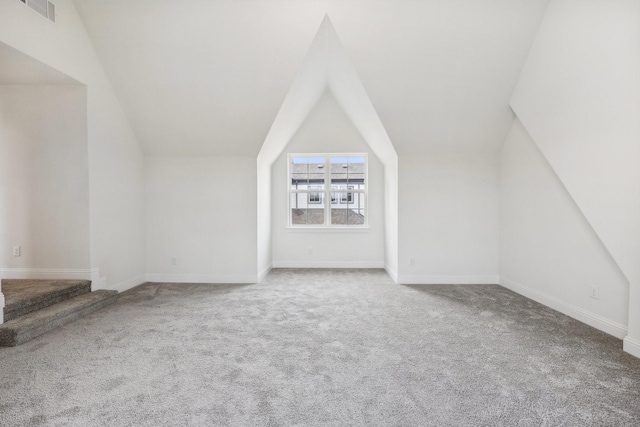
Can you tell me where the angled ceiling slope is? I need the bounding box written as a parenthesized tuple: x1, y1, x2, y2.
(0, 41, 80, 85)
(258, 16, 397, 167)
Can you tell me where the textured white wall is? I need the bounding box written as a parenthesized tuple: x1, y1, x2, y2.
(145, 157, 258, 282)
(500, 119, 629, 336)
(510, 0, 640, 353)
(0, 0, 145, 290)
(257, 17, 397, 279)
(256, 160, 272, 280)
(0, 85, 89, 271)
(398, 151, 499, 284)
(272, 91, 385, 268)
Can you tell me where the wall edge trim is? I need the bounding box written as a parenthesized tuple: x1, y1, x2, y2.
(500, 275, 628, 339)
(258, 264, 272, 283)
(385, 265, 398, 283)
(623, 337, 640, 359)
(272, 261, 385, 269)
(145, 274, 258, 284)
(107, 274, 146, 293)
(398, 275, 499, 285)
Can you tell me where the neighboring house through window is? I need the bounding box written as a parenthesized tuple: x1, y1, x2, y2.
(308, 186, 322, 204)
(289, 154, 367, 227)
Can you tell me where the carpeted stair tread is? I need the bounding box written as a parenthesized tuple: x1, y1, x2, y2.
(0, 290, 118, 347)
(2, 279, 92, 322)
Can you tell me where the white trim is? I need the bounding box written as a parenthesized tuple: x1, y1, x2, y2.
(89, 268, 107, 291)
(145, 274, 258, 284)
(623, 337, 640, 359)
(288, 153, 369, 229)
(500, 276, 628, 339)
(0, 268, 97, 281)
(398, 275, 499, 285)
(286, 227, 370, 233)
(272, 260, 385, 269)
(385, 265, 398, 283)
(258, 264, 272, 283)
(107, 275, 146, 293)
(91, 277, 108, 291)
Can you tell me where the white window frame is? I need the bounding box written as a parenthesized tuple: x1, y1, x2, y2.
(288, 153, 368, 229)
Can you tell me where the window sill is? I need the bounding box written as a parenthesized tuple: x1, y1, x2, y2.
(286, 226, 370, 234)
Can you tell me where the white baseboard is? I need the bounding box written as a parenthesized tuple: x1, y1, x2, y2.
(399, 275, 499, 285)
(91, 277, 108, 291)
(0, 292, 4, 324)
(0, 268, 98, 281)
(272, 261, 385, 269)
(145, 274, 258, 284)
(500, 276, 628, 339)
(623, 337, 640, 358)
(258, 264, 272, 283)
(107, 275, 147, 293)
(385, 265, 399, 283)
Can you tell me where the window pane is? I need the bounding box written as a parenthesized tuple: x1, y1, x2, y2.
(291, 193, 324, 225)
(330, 156, 348, 187)
(291, 156, 325, 189)
(347, 156, 365, 185)
(331, 193, 365, 225)
(308, 186, 323, 204)
(340, 186, 353, 204)
(330, 156, 365, 187)
(289, 154, 365, 227)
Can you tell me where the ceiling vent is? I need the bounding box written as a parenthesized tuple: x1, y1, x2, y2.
(19, 0, 56, 23)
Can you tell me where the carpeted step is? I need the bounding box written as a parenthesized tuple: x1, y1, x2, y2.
(2, 279, 92, 322)
(0, 290, 118, 347)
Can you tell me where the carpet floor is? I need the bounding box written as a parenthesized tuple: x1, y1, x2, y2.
(1, 269, 640, 426)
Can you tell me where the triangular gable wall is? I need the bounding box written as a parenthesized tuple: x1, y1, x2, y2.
(257, 16, 398, 280)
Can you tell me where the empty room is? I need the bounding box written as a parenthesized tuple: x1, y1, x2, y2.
(1, 0, 640, 425)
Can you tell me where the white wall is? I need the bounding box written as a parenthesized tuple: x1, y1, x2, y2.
(256, 161, 272, 280)
(500, 119, 629, 337)
(325, 19, 399, 278)
(258, 18, 399, 279)
(0, 85, 89, 272)
(145, 157, 257, 282)
(0, 0, 145, 290)
(510, 0, 640, 354)
(272, 91, 385, 268)
(398, 150, 499, 284)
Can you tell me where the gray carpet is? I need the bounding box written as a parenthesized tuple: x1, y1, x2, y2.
(1, 269, 639, 426)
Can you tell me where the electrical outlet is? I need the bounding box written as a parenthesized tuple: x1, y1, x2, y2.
(12, 246, 21, 257)
(308, 247, 313, 255)
(171, 257, 177, 266)
(590, 285, 600, 300)
(410, 258, 415, 266)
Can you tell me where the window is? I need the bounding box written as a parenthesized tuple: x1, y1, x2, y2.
(340, 186, 354, 204)
(289, 154, 367, 227)
(308, 186, 322, 204)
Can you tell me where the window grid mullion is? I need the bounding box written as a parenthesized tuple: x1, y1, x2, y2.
(324, 155, 330, 226)
(289, 153, 367, 228)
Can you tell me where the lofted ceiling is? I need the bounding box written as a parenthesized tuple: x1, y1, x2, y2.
(74, 0, 550, 156)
